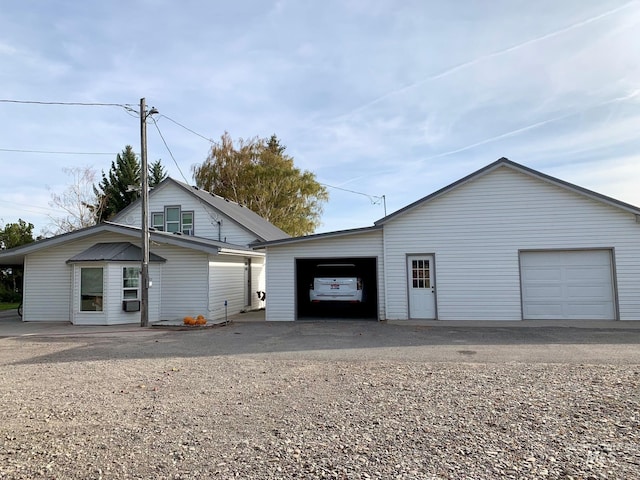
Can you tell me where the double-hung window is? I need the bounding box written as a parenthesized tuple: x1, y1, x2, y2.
(165, 207, 180, 233)
(123, 267, 140, 300)
(152, 212, 164, 231)
(181, 211, 193, 235)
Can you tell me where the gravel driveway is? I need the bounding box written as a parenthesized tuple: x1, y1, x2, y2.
(1, 320, 639, 479)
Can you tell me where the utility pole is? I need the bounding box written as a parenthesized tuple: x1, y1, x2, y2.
(139, 98, 157, 327)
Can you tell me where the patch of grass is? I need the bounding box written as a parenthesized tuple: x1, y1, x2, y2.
(0, 303, 19, 311)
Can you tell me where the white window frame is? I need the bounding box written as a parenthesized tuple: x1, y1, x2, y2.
(165, 206, 181, 233)
(123, 267, 140, 300)
(151, 207, 194, 235)
(181, 211, 194, 235)
(151, 212, 164, 231)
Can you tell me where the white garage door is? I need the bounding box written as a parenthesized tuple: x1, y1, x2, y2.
(520, 250, 615, 320)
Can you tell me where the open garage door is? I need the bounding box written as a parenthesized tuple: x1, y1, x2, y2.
(296, 258, 378, 320)
(520, 250, 616, 320)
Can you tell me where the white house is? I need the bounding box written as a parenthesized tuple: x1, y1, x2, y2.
(0, 178, 289, 325)
(257, 158, 640, 322)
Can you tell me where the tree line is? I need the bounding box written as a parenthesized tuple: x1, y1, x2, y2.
(45, 133, 327, 237)
(1, 133, 328, 300)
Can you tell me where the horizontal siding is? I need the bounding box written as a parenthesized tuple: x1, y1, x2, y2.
(23, 232, 134, 322)
(150, 243, 209, 321)
(113, 183, 257, 245)
(209, 255, 246, 320)
(265, 230, 384, 321)
(384, 167, 640, 320)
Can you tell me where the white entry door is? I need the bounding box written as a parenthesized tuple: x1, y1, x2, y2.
(407, 255, 436, 319)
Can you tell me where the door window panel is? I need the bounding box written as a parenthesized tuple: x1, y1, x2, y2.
(411, 259, 430, 288)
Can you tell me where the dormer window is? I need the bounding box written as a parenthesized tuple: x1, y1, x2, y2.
(151, 206, 194, 235)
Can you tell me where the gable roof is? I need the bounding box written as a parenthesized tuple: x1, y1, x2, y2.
(66, 242, 167, 263)
(375, 157, 640, 225)
(0, 222, 257, 266)
(114, 177, 290, 242)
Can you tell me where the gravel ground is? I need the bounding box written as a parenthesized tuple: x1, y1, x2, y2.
(1, 330, 639, 479)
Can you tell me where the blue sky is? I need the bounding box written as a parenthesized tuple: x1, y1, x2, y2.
(1, 0, 640, 237)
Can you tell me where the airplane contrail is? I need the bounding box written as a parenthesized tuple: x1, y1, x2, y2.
(337, 1, 639, 120)
(415, 89, 640, 163)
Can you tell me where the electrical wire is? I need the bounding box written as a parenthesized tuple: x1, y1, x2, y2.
(158, 114, 218, 144)
(0, 99, 135, 107)
(321, 182, 383, 204)
(0, 148, 116, 155)
(149, 117, 190, 185)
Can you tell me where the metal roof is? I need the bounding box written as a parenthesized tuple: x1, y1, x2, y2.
(0, 222, 254, 266)
(66, 242, 167, 263)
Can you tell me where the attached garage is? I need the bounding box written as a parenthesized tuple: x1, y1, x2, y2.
(296, 257, 378, 319)
(258, 159, 640, 323)
(520, 250, 616, 320)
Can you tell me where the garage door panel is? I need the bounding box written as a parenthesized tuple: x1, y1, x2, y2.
(566, 266, 610, 282)
(566, 285, 612, 298)
(523, 267, 562, 281)
(524, 303, 564, 317)
(524, 285, 563, 299)
(521, 250, 615, 320)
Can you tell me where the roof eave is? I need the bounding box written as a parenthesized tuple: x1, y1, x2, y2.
(374, 157, 640, 225)
(253, 225, 382, 248)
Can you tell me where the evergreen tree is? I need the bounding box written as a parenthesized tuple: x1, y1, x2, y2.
(94, 146, 140, 222)
(94, 147, 168, 222)
(149, 159, 168, 188)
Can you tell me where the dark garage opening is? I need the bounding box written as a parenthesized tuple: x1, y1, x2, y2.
(296, 257, 378, 320)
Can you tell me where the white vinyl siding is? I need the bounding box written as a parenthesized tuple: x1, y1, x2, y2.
(208, 255, 246, 320)
(382, 166, 640, 321)
(520, 250, 615, 320)
(150, 244, 209, 321)
(114, 182, 257, 245)
(22, 232, 131, 322)
(264, 230, 384, 321)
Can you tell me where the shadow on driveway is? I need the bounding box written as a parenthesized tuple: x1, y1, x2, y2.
(4, 318, 640, 366)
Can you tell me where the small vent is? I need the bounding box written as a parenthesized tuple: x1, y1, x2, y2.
(125, 215, 136, 225)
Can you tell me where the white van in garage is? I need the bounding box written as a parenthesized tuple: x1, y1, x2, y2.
(309, 264, 363, 303)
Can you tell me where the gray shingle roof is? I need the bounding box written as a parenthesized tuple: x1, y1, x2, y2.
(114, 177, 290, 243)
(169, 179, 290, 242)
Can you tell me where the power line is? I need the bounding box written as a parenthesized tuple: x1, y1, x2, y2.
(322, 182, 387, 215)
(149, 117, 190, 184)
(0, 148, 116, 155)
(158, 114, 217, 144)
(0, 99, 135, 107)
(322, 182, 382, 202)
